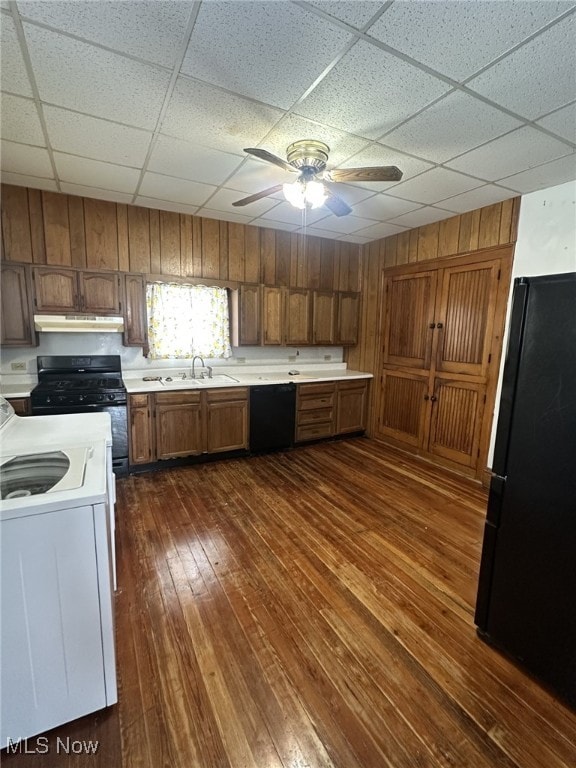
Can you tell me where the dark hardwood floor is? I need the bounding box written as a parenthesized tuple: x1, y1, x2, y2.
(5, 439, 576, 767)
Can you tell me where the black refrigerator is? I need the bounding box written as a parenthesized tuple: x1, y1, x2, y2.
(475, 272, 576, 709)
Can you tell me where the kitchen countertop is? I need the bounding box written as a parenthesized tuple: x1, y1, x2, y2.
(124, 368, 372, 393)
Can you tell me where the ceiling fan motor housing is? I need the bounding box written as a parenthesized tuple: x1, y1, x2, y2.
(286, 140, 330, 173)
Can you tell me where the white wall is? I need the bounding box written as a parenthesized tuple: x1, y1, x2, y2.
(487, 180, 576, 466)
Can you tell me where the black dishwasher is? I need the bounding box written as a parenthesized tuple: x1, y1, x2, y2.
(250, 383, 296, 453)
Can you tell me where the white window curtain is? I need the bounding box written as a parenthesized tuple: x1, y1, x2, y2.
(146, 282, 232, 360)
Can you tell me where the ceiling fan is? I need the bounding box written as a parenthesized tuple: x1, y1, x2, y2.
(232, 139, 403, 217)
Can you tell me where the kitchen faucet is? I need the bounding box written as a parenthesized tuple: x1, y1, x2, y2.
(191, 355, 205, 379)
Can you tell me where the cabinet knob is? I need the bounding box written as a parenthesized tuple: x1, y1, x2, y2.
(430, 395, 437, 402)
(436, 322, 444, 329)
(424, 395, 429, 401)
(429, 322, 436, 329)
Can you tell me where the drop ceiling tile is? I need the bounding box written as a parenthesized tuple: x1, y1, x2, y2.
(148, 136, 244, 185)
(248, 218, 300, 233)
(383, 91, 522, 164)
(259, 201, 331, 227)
(338, 144, 434, 191)
(134, 196, 199, 215)
(195, 208, 255, 225)
(59, 183, 134, 204)
(350, 193, 422, 220)
(161, 77, 285, 155)
(204, 187, 281, 218)
(437, 185, 518, 214)
(54, 153, 140, 193)
(224, 158, 294, 195)
(309, 213, 377, 234)
(1, 15, 33, 96)
(497, 153, 576, 194)
(0, 171, 58, 192)
(388, 207, 456, 229)
(295, 40, 451, 139)
(1, 93, 45, 145)
(306, 2, 385, 29)
(327, 183, 379, 206)
(467, 13, 576, 120)
(338, 234, 373, 244)
(1, 140, 52, 177)
(264, 114, 371, 169)
(43, 106, 152, 166)
(23, 22, 171, 129)
(388, 168, 483, 205)
(536, 101, 576, 143)
(139, 172, 216, 207)
(294, 226, 340, 240)
(353, 221, 409, 240)
(181, 1, 353, 110)
(369, 1, 573, 81)
(446, 126, 573, 181)
(18, 1, 193, 68)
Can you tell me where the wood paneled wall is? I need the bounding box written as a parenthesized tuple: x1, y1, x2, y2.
(0, 185, 360, 292)
(345, 197, 521, 434)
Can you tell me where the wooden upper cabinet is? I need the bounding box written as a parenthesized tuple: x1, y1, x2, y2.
(262, 286, 284, 345)
(312, 291, 336, 345)
(434, 260, 501, 377)
(123, 273, 147, 348)
(336, 291, 360, 346)
(79, 271, 121, 313)
(33, 267, 77, 312)
(237, 284, 261, 346)
(33, 267, 121, 314)
(285, 288, 311, 345)
(0, 263, 36, 347)
(383, 271, 437, 369)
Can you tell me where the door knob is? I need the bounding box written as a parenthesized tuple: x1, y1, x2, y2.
(436, 322, 444, 329)
(430, 395, 437, 402)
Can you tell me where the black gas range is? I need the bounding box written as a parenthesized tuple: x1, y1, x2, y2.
(30, 355, 128, 475)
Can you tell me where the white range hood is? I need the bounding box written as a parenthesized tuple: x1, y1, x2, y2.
(34, 314, 124, 333)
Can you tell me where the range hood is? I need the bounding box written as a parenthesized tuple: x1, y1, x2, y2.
(34, 314, 124, 333)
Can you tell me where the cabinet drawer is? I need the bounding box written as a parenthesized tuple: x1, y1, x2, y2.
(338, 379, 368, 391)
(129, 394, 150, 408)
(206, 387, 248, 403)
(296, 422, 333, 442)
(298, 393, 335, 410)
(298, 382, 336, 397)
(155, 390, 201, 405)
(298, 407, 333, 425)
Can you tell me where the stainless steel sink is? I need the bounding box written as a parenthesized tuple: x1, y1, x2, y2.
(159, 373, 239, 388)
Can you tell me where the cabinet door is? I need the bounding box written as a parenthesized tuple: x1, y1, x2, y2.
(1, 264, 36, 346)
(434, 261, 501, 377)
(428, 378, 485, 468)
(336, 381, 368, 434)
(336, 292, 360, 346)
(33, 267, 78, 312)
(382, 272, 437, 369)
(155, 392, 203, 459)
(123, 274, 148, 347)
(262, 287, 283, 345)
(7, 398, 30, 416)
(80, 271, 121, 314)
(205, 389, 248, 453)
(238, 284, 261, 345)
(377, 369, 429, 448)
(129, 395, 153, 465)
(312, 291, 336, 345)
(285, 288, 311, 345)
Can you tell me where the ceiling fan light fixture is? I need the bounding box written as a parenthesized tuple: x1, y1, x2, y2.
(283, 179, 327, 210)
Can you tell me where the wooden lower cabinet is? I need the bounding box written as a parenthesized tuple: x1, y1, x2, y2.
(296, 379, 369, 443)
(129, 388, 248, 465)
(6, 397, 31, 416)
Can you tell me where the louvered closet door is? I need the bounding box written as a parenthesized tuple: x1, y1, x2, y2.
(428, 378, 485, 467)
(377, 370, 429, 448)
(383, 271, 437, 369)
(434, 261, 500, 377)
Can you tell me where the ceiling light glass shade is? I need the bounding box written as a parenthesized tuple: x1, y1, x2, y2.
(283, 179, 327, 210)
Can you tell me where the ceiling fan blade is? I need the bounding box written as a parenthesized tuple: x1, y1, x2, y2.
(244, 147, 296, 173)
(232, 185, 284, 207)
(327, 166, 403, 183)
(324, 190, 352, 217)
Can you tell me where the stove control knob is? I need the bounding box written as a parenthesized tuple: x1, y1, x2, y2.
(97, 394, 104, 402)
(79, 395, 84, 402)
(46, 396, 51, 404)
(108, 394, 115, 401)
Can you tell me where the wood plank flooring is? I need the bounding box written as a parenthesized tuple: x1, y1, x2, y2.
(4, 439, 576, 767)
